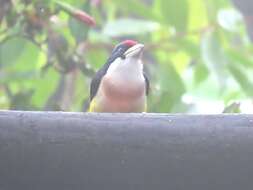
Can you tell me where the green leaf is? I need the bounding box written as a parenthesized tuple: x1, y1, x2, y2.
(175, 38, 200, 57)
(154, 62, 186, 112)
(223, 102, 241, 113)
(68, 2, 91, 43)
(188, 0, 208, 31)
(0, 37, 26, 67)
(114, 0, 157, 20)
(0, 71, 38, 83)
(9, 89, 35, 110)
(204, 0, 230, 21)
(86, 48, 108, 69)
(201, 30, 227, 86)
(217, 9, 243, 32)
(69, 17, 89, 43)
(55, 1, 79, 15)
(228, 64, 253, 96)
(32, 68, 60, 108)
(0, 37, 45, 83)
(223, 91, 242, 104)
(56, 0, 85, 6)
(159, 0, 189, 32)
(103, 18, 160, 37)
(226, 48, 253, 69)
(194, 63, 209, 85)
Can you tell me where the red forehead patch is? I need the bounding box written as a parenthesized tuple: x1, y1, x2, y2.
(121, 40, 138, 47)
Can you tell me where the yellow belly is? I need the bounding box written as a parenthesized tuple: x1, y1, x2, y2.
(88, 96, 147, 113)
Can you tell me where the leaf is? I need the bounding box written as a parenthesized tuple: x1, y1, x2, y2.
(204, 0, 230, 21)
(155, 62, 186, 112)
(223, 102, 241, 113)
(0, 71, 38, 83)
(86, 48, 108, 69)
(32, 68, 60, 107)
(9, 89, 35, 110)
(67, 1, 94, 43)
(217, 9, 243, 32)
(159, 0, 189, 32)
(103, 18, 160, 37)
(194, 62, 209, 85)
(0, 37, 44, 83)
(188, 0, 208, 31)
(228, 63, 253, 96)
(226, 48, 253, 69)
(175, 38, 200, 57)
(201, 30, 227, 86)
(69, 17, 89, 43)
(114, 0, 157, 20)
(169, 51, 190, 73)
(223, 91, 242, 104)
(0, 37, 26, 67)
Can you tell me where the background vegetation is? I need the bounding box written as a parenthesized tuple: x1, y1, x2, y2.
(0, 0, 253, 113)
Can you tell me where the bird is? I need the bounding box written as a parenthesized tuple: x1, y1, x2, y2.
(88, 40, 149, 113)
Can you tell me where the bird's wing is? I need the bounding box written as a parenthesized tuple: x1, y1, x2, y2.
(90, 68, 106, 101)
(89, 53, 121, 102)
(143, 72, 150, 96)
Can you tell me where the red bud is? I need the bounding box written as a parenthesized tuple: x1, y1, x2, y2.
(55, 1, 96, 27)
(74, 10, 96, 26)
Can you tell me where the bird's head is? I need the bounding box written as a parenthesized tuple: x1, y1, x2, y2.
(108, 40, 144, 64)
(104, 40, 145, 77)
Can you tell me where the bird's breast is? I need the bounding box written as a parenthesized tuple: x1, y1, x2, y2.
(101, 74, 145, 100)
(95, 74, 146, 112)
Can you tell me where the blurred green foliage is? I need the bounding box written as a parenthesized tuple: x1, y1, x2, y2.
(0, 0, 253, 113)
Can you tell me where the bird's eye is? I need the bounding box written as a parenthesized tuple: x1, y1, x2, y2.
(121, 54, 126, 59)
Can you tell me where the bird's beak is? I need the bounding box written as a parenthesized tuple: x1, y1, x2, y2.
(124, 43, 144, 58)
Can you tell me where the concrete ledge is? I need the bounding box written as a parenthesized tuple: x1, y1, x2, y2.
(0, 111, 253, 190)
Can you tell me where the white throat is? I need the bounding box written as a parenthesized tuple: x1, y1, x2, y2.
(106, 57, 143, 80)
